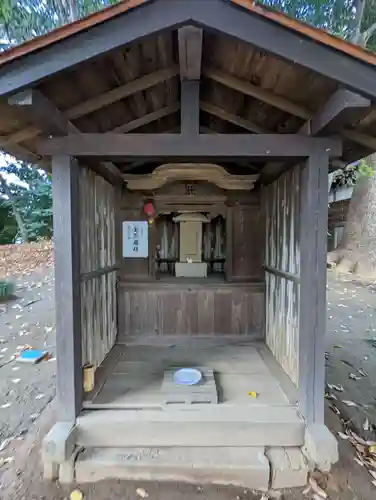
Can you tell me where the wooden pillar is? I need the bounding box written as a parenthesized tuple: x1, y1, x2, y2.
(181, 80, 200, 135)
(225, 205, 233, 281)
(52, 155, 82, 422)
(299, 153, 329, 424)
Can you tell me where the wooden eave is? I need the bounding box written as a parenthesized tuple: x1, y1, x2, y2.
(0, 0, 376, 175)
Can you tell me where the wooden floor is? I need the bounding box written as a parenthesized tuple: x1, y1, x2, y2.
(84, 339, 297, 410)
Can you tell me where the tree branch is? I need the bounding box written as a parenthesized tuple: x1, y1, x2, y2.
(361, 20, 376, 45)
(351, 0, 366, 43)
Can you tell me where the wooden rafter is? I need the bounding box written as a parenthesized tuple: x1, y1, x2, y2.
(201, 101, 268, 134)
(260, 88, 370, 183)
(37, 133, 342, 159)
(205, 66, 376, 152)
(9, 89, 78, 135)
(9, 88, 123, 183)
(203, 67, 310, 120)
(112, 103, 179, 133)
(2, 66, 178, 147)
(300, 89, 370, 136)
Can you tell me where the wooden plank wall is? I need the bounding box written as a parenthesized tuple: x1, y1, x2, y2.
(263, 165, 300, 385)
(228, 205, 263, 281)
(79, 167, 117, 369)
(117, 283, 264, 338)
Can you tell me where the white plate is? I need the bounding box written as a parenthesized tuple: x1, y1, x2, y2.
(173, 368, 202, 386)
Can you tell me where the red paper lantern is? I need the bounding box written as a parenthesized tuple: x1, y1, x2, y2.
(143, 202, 155, 217)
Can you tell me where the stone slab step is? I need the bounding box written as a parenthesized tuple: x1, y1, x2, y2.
(75, 446, 270, 490)
(76, 407, 305, 447)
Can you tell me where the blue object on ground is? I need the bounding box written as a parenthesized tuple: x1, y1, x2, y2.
(17, 349, 47, 364)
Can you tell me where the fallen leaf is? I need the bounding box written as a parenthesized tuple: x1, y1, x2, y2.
(354, 457, 364, 466)
(329, 404, 340, 415)
(325, 392, 337, 401)
(248, 391, 258, 398)
(338, 432, 349, 440)
(0, 437, 12, 452)
(309, 477, 328, 499)
(348, 431, 368, 446)
(302, 486, 311, 496)
(70, 490, 84, 500)
(341, 359, 355, 368)
(136, 488, 149, 498)
(327, 383, 344, 392)
(0, 457, 14, 468)
(363, 418, 370, 432)
(23, 298, 40, 307)
(342, 400, 358, 407)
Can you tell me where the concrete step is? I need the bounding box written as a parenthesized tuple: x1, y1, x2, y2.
(75, 446, 270, 490)
(267, 447, 309, 489)
(76, 407, 305, 447)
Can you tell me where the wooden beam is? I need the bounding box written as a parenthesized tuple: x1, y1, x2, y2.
(200, 126, 219, 134)
(181, 81, 200, 134)
(205, 67, 376, 153)
(195, 0, 376, 100)
(260, 88, 370, 184)
(52, 155, 82, 421)
(112, 103, 179, 133)
(178, 26, 203, 80)
(300, 89, 370, 136)
(203, 67, 310, 120)
(0, 140, 43, 164)
(8, 89, 78, 135)
(299, 152, 329, 424)
(38, 133, 342, 159)
(2, 67, 178, 147)
(9, 89, 123, 183)
(341, 128, 376, 150)
(201, 101, 268, 133)
(68, 66, 178, 121)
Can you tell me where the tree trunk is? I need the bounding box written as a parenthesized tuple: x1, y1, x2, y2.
(328, 154, 376, 279)
(0, 176, 29, 242)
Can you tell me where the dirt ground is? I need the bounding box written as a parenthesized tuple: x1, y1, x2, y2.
(0, 267, 375, 499)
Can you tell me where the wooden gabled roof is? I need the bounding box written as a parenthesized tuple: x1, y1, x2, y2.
(1, 0, 376, 69)
(0, 0, 376, 176)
